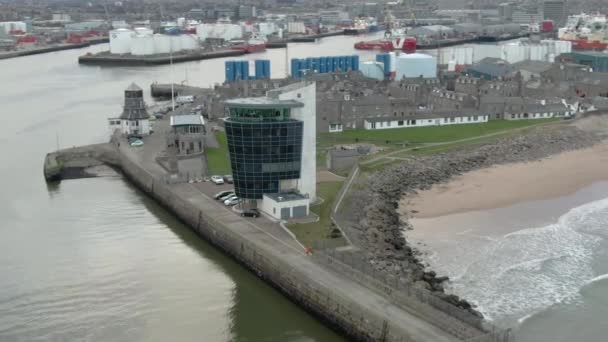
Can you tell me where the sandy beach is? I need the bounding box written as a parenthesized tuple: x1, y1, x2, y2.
(401, 142, 608, 219)
(399, 140, 608, 330)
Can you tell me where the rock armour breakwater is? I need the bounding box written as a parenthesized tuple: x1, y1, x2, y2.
(348, 124, 602, 316)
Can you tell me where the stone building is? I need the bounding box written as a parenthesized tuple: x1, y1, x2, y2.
(169, 114, 206, 156)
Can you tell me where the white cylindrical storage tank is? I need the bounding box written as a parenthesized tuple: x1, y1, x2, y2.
(131, 34, 154, 56)
(168, 35, 182, 52)
(396, 53, 437, 80)
(464, 47, 474, 65)
(473, 44, 500, 63)
(153, 34, 171, 54)
(134, 27, 153, 35)
(448, 60, 457, 72)
(177, 17, 186, 27)
(259, 22, 276, 37)
(196, 24, 210, 41)
(388, 52, 397, 72)
(110, 28, 134, 54)
(180, 34, 199, 50)
(228, 24, 244, 40)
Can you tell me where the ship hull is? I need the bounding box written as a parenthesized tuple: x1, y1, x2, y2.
(230, 43, 266, 53)
(344, 28, 368, 35)
(562, 39, 608, 51)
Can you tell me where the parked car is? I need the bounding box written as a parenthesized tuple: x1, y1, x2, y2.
(223, 175, 233, 184)
(176, 95, 194, 104)
(225, 197, 241, 206)
(222, 195, 238, 204)
(211, 175, 224, 185)
(219, 193, 235, 201)
(214, 190, 234, 200)
(130, 139, 144, 147)
(240, 209, 260, 218)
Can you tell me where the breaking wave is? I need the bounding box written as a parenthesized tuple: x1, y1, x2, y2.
(584, 273, 608, 286)
(445, 197, 608, 322)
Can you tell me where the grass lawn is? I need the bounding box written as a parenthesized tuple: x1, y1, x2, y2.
(287, 181, 344, 248)
(319, 119, 559, 147)
(206, 131, 232, 175)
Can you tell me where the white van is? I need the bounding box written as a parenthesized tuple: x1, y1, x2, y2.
(176, 95, 194, 104)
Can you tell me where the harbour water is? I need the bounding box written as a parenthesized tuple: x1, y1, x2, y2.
(0, 35, 376, 341)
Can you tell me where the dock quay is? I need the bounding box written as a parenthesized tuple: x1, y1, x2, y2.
(78, 49, 246, 66)
(43, 109, 509, 342)
(150, 83, 205, 98)
(267, 30, 347, 48)
(0, 38, 109, 60)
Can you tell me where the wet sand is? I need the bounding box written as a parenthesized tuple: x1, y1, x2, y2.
(400, 143, 608, 219)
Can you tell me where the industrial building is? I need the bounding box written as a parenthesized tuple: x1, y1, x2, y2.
(395, 53, 437, 79)
(559, 52, 608, 73)
(223, 82, 316, 220)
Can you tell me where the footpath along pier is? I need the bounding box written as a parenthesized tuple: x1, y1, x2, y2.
(43, 113, 510, 342)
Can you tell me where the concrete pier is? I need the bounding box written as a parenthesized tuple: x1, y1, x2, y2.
(43, 129, 495, 341)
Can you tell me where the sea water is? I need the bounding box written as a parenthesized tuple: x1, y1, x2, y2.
(409, 183, 608, 341)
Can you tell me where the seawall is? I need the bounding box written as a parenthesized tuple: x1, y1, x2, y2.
(45, 142, 489, 342)
(0, 38, 109, 61)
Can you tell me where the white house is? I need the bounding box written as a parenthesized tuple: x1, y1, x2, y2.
(364, 111, 489, 130)
(108, 83, 151, 136)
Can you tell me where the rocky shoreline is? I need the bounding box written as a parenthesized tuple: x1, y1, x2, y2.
(347, 123, 602, 317)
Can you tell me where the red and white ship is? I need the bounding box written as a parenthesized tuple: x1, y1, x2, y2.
(558, 13, 608, 51)
(354, 31, 417, 53)
(229, 34, 266, 53)
(353, 6, 417, 53)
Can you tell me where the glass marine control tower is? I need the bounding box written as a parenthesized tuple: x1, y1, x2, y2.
(224, 82, 317, 220)
(224, 98, 304, 199)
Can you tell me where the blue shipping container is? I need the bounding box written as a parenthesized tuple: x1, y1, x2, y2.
(291, 58, 300, 78)
(351, 55, 360, 71)
(344, 56, 353, 71)
(312, 57, 320, 73)
(319, 57, 327, 73)
(225, 61, 236, 82)
(299, 59, 307, 77)
(263, 60, 270, 78)
(376, 54, 390, 77)
(326, 57, 333, 72)
(332, 57, 340, 72)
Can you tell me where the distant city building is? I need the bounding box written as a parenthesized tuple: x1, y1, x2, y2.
(511, 10, 542, 24)
(238, 5, 256, 19)
(52, 13, 71, 22)
(498, 3, 514, 21)
(65, 20, 108, 34)
(319, 11, 349, 25)
(216, 8, 236, 20)
(108, 83, 151, 136)
(223, 82, 316, 220)
(543, 0, 566, 25)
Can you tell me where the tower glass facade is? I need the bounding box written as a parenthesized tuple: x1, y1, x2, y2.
(224, 102, 304, 199)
